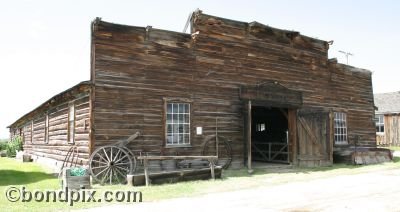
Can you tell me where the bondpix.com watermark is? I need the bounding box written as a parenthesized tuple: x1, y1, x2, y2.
(5, 186, 142, 206)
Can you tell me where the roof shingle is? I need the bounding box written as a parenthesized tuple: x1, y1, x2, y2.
(374, 91, 400, 114)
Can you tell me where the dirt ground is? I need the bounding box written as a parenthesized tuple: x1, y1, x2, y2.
(81, 166, 400, 212)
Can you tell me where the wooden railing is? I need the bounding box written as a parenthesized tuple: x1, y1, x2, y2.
(252, 142, 289, 163)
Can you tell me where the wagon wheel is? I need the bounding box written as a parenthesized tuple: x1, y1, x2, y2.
(89, 146, 133, 185)
(121, 146, 137, 172)
(202, 136, 233, 169)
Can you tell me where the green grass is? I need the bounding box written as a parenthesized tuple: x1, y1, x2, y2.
(1, 157, 400, 211)
(385, 146, 400, 151)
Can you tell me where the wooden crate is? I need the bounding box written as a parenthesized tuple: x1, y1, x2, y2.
(62, 168, 91, 190)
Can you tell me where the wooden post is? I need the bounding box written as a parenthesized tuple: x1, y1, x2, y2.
(127, 174, 134, 186)
(216, 118, 219, 158)
(329, 111, 334, 164)
(209, 159, 215, 180)
(288, 109, 297, 165)
(143, 159, 150, 186)
(247, 100, 253, 174)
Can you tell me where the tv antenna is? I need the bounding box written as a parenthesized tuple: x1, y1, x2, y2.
(338, 50, 354, 65)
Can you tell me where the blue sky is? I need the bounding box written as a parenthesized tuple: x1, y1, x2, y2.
(0, 0, 399, 138)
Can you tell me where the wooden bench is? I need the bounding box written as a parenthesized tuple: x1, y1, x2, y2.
(136, 156, 218, 186)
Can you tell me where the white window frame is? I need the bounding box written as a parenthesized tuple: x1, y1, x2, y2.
(166, 103, 190, 146)
(375, 115, 384, 134)
(334, 112, 348, 145)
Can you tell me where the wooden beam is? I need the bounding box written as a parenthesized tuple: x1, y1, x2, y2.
(247, 100, 253, 173)
(329, 111, 334, 163)
(288, 109, 297, 164)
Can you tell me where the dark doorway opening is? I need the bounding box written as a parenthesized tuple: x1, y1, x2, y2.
(251, 106, 289, 164)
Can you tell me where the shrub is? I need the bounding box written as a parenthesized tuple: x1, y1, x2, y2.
(0, 141, 8, 151)
(6, 136, 23, 157)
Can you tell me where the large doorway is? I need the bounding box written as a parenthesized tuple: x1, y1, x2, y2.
(251, 106, 289, 164)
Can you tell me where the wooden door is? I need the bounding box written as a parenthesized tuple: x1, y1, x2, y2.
(297, 111, 332, 167)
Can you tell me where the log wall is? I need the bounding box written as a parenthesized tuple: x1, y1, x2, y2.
(9, 83, 91, 165)
(91, 11, 376, 168)
(377, 114, 400, 146)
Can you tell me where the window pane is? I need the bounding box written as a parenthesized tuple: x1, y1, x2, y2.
(178, 134, 183, 144)
(167, 135, 173, 144)
(184, 124, 189, 134)
(184, 114, 190, 123)
(167, 114, 172, 123)
(167, 104, 172, 113)
(173, 124, 179, 133)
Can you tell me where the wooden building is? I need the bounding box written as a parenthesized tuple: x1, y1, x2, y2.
(374, 92, 400, 146)
(9, 10, 381, 170)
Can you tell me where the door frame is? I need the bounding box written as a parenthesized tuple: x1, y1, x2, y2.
(245, 100, 298, 171)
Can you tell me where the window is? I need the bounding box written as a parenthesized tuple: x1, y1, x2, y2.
(375, 115, 384, 133)
(68, 104, 75, 143)
(166, 103, 190, 145)
(334, 112, 348, 144)
(256, 123, 266, 132)
(44, 114, 49, 143)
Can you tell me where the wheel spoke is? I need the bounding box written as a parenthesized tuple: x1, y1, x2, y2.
(114, 164, 129, 172)
(109, 168, 113, 184)
(114, 161, 131, 166)
(113, 166, 126, 182)
(91, 164, 109, 170)
(113, 149, 122, 162)
(112, 167, 122, 184)
(101, 167, 111, 184)
(95, 153, 109, 164)
(114, 154, 129, 163)
(95, 166, 109, 178)
(103, 148, 111, 162)
(91, 159, 107, 165)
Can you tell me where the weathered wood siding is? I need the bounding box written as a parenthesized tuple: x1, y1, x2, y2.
(377, 114, 400, 146)
(91, 12, 376, 167)
(9, 83, 91, 165)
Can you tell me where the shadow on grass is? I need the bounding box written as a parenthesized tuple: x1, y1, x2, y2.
(222, 156, 400, 179)
(0, 170, 56, 186)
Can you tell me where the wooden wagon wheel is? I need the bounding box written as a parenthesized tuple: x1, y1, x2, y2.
(89, 145, 134, 185)
(202, 136, 233, 169)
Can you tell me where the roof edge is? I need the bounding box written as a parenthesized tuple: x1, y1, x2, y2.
(8, 81, 92, 128)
